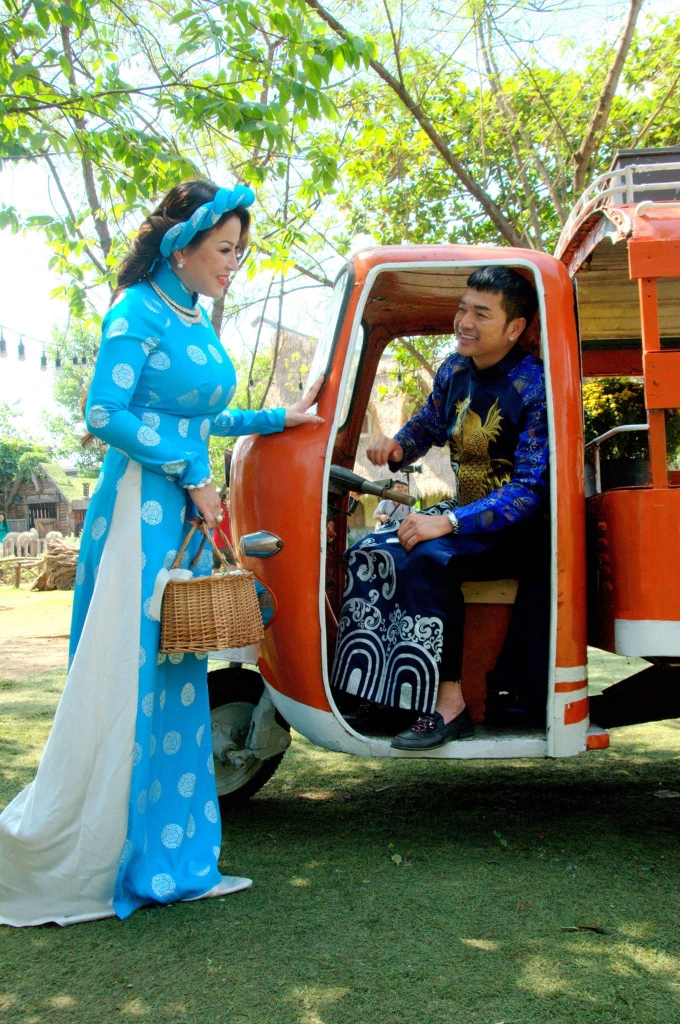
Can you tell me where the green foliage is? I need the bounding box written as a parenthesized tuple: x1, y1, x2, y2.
(43, 321, 103, 473)
(0, 402, 51, 507)
(583, 377, 680, 462)
(0, 0, 367, 315)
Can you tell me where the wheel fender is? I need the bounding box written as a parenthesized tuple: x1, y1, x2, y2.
(247, 691, 291, 761)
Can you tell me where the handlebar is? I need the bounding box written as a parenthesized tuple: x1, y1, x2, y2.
(328, 465, 417, 507)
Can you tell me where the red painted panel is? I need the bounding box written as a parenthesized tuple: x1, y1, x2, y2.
(461, 604, 513, 724)
(564, 697, 589, 725)
(581, 349, 642, 377)
(555, 680, 587, 693)
(644, 351, 680, 409)
(629, 239, 680, 279)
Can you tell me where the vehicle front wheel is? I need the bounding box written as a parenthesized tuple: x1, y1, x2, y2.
(208, 666, 288, 807)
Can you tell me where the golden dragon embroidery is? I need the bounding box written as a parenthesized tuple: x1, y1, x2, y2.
(450, 396, 514, 504)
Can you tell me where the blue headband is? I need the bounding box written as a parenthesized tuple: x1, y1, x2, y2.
(160, 185, 255, 258)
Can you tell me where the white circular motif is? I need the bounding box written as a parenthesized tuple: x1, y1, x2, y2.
(142, 412, 160, 429)
(133, 742, 142, 766)
(178, 418, 189, 438)
(204, 800, 218, 824)
(149, 780, 162, 804)
(180, 506, 186, 524)
(106, 317, 128, 339)
(195, 651, 208, 661)
(93, 471, 105, 495)
(207, 752, 215, 776)
(208, 345, 223, 364)
(163, 731, 182, 755)
(163, 550, 177, 570)
(149, 734, 156, 756)
(120, 839, 133, 865)
(147, 391, 161, 406)
(112, 363, 134, 389)
(151, 873, 176, 898)
(161, 460, 187, 476)
(199, 418, 210, 441)
(139, 647, 146, 667)
(141, 692, 154, 717)
(141, 500, 163, 525)
(161, 824, 184, 849)
(137, 426, 161, 447)
(137, 789, 147, 814)
(141, 550, 146, 569)
(91, 516, 107, 541)
(159, 689, 166, 709)
(143, 597, 154, 620)
(143, 297, 163, 315)
(187, 345, 207, 365)
(196, 547, 213, 573)
(178, 389, 199, 407)
(196, 724, 204, 746)
(88, 405, 110, 429)
(178, 773, 196, 798)
(75, 562, 86, 586)
(181, 683, 195, 706)
(169, 652, 184, 664)
(186, 813, 196, 838)
(157, 652, 167, 665)
(141, 336, 160, 355)
(208, 385, 222, 407)
(225, 385, 236, 405)
(192, 864, 211, 877)
(212, 845, 221, 860)
(148, 351, 171, 371)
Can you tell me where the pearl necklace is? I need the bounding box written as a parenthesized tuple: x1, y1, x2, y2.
(148, 278, 204, 325)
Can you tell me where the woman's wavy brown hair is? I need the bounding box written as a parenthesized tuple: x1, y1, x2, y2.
(83, 179, 251, 447)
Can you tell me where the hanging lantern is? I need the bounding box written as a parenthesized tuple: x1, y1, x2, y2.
(93, 345, 99, 359)
(72, 353, 79, 368)
(397, 368, 402, 383)
(40, 348, 47, 371)
(18, 338, 26, 361)
(81, 354, 88, 367)
(0, 332, 6, 358)
(55, 354, 62, 374)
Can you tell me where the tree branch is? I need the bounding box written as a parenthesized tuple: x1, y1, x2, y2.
(60, 14, 113, 266)
(631, 63, 680, 148)
(304, 0, 528, 248)
(398, 339, 436, 378)
(572, 0, 644, 194)
(43, 154, 108, 276)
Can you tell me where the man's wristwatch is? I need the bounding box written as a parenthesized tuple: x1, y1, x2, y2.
(446, 511, 460, 535)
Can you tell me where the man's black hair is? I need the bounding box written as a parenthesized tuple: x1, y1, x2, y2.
(466, 265, 538, 327)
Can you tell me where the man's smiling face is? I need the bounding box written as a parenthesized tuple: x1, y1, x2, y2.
(453, 286, 526, 369)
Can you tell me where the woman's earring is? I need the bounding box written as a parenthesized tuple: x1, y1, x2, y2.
(176, 259, 184, 269)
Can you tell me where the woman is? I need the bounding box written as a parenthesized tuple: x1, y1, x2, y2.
(0, 180, 322, 926)
(0, 512, 9, 543)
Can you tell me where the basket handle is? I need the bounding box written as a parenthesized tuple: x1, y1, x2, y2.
(171, 518, 244, 573)
(213, 523, 244, 571)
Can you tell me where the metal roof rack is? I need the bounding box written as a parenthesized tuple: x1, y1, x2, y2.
(556, 160, 680, 256)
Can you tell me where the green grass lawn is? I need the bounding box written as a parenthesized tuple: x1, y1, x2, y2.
(1, 652, 680, 1024)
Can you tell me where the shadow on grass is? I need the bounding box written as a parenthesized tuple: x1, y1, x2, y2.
(2, 722, 680, 1024)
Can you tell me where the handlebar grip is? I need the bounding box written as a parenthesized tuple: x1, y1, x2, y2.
(382, 488, 416, 506)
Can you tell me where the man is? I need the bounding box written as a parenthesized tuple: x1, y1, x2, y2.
(331, 265, 549, 750)
(373, 480, 411, 529)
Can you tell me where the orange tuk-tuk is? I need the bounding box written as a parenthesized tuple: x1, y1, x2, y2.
(209, 146, 680, 804)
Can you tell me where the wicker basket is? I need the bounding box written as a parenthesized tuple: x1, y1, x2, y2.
(160, 521, 264, 654)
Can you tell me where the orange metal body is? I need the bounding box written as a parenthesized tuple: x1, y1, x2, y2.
(562, 202, 680, 660)
(231, 245, 588, 750)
